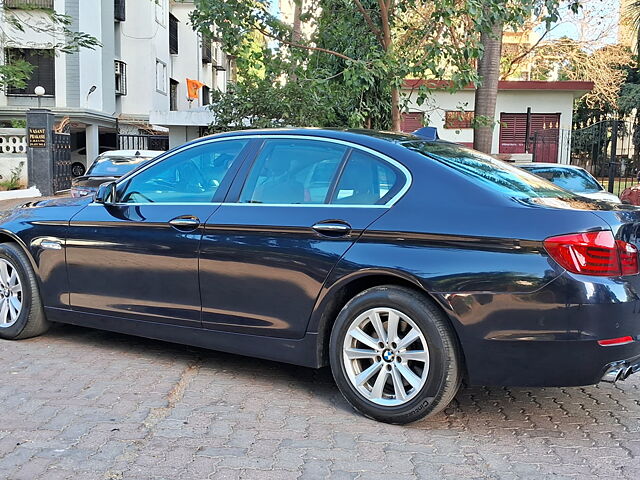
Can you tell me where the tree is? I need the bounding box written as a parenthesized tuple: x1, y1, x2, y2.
(0, 4, 100, 92)
(191, 0, 569, 132)
(472, 1, 581, 153)
(473, 22, 504, 153)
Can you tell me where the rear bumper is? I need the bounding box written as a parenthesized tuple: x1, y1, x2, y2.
(444, 272, 640, 387)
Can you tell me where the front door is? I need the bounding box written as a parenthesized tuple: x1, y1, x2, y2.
(65, 138, 253, 327)
(199, 137, 409, 338)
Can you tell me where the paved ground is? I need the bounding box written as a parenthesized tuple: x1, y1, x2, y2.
(0, 324, 639, 480)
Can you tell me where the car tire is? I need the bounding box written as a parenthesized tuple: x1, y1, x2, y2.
(71, 162, 86, 177)
(329, 285, 461, 424)
(0, 242, 49, 340)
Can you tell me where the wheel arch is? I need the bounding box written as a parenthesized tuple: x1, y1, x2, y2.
(310, 269, 466, 372)
(0, 229, 39, 273)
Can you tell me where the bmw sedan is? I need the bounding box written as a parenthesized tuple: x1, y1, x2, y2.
(1, 129, 639, 424)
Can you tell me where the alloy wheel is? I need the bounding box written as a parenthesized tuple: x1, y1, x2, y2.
(0, 259, 23, 328)
(342, 307, 430, 406)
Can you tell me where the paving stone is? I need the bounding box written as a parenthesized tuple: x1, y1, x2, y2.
(1, 324, 640, 479)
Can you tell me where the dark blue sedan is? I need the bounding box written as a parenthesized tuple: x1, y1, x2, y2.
(1, 129, 639, 424)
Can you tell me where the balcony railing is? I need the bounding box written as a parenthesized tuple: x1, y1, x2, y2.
(4, 0, 54, 8)
(0, 129, 27, 154)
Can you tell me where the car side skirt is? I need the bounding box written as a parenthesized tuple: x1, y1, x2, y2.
(45, 307, 321, 368)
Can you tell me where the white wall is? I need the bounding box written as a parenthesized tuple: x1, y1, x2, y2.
(118, 0, 170, 117)
(169, 3, 215, 110)
(403, 88, 577, 161)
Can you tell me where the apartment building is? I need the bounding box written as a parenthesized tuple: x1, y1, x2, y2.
(0, 0, 233, 166)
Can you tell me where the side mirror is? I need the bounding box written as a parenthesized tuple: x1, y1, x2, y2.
(94, 181, 117, 205)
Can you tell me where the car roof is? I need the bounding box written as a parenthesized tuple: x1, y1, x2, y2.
(200, 128, 426, 145)
(99, 150, 164, 159)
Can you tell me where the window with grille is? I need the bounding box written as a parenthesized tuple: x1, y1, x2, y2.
(444, 111, 474, 129)
(5, 0, 53, 8)
(114, 0, 126, 21)
(202, 41, 212, 64)
(5, 48, 55, 96)
(169, 14, 179, 54)
(115, 60, 127, 96)
(170, 79, 179, 111)
(202, 85, 210, 105)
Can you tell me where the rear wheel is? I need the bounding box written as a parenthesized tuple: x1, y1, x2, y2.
(0, 243, 49, 340)
(329, 285, 461, 424)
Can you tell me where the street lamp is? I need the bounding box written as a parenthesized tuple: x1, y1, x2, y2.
(34, 86, 45, 108)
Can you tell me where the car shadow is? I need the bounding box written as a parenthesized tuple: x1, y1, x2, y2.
(38, 324, 636, 431)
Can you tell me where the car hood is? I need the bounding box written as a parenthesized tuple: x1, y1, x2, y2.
(0, 195, 92, 224)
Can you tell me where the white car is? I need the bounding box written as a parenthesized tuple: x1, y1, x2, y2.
(518, 162, 622, 204)
(70, 146, 116, 177)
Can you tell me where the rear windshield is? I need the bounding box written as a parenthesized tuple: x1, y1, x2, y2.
(405, 141, 579, 199)
(522, 166, 602, 194)
(87, 157, 153, 176)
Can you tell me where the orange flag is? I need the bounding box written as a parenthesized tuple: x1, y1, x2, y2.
(186, 78, 205, 99)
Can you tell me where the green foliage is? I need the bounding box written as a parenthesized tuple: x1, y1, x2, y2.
(0, 162, 24, 191)
(0, 60, 34, 91)
(190, 0, 573, 130)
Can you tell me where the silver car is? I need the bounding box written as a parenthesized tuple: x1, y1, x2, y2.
(518, 162, 621, 204)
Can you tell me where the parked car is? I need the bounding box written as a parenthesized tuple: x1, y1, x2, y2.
(518, 162, 622, 203)
(70, 150, 163, 198)
(620, 184, 640, 205)
(1, 129, 639, 424)
(71, 146, 116, 177)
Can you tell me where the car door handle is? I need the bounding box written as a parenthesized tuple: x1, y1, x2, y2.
(169, 216, 200, 231)
(312, 221, 352, 236)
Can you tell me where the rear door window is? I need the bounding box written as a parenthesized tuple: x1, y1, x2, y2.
(331, 150, 402, 205)
(239, 139, 347, 204)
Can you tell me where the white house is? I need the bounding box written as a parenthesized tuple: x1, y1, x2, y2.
(0, 0, 234, 168)
(401, 80, 594, 163)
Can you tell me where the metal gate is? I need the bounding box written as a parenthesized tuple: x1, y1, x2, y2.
(52, 132, 71, 193)
(568, 119, 638, 195)
(117, 133, 169, 151)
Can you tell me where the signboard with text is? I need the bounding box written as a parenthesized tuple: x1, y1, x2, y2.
(28, 128, 47, 148)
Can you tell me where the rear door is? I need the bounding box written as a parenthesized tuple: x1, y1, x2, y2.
(198, 136, 410, 338)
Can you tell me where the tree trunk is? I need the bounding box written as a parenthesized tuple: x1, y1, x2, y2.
(473, 22, 503, 154)
(292, 0, 303, 44)
(391, 87, 401, 131)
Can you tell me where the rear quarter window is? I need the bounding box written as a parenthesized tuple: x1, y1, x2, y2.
(406, 141, 579, 199)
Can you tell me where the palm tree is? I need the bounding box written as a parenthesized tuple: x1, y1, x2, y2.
(473, 22, 504, 154)
(625, 0, 640, 66)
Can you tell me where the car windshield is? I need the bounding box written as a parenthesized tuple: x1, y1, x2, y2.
(404, 141, 579, 199)
(521, 166, 602, 194)
(87, 157, 154, 176)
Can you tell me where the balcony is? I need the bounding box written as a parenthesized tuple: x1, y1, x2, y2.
(4, 0, 54, 8)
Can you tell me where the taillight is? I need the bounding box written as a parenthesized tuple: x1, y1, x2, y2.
(543, 231, 639, 276)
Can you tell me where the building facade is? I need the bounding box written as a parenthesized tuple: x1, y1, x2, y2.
(401, 80, 593, 163)
(0, 0, 233, 168)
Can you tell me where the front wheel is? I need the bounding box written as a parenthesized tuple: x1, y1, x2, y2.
(0, 243, 49, 340)
(329, 286, 461, 424)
